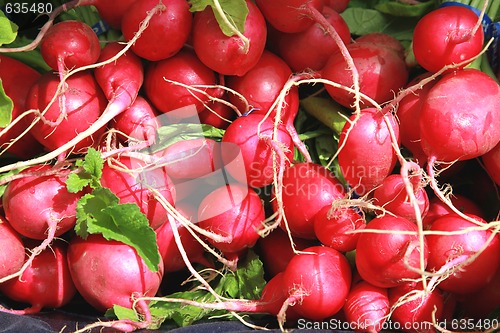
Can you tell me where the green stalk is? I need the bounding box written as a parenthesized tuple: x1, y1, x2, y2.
(300, 96, 350, 136)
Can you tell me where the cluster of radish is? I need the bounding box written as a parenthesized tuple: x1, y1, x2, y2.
(0, 0, 499, 332)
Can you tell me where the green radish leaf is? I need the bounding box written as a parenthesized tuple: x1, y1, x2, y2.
(375, 0, 437, 17)
(66, 148, 104, 193)
(189, 0, 248, 37)
(341, 7, 390, 36)
(0, 11, 18, 46)
(150, 123, 225, 153)
(0, 79, 13, 127)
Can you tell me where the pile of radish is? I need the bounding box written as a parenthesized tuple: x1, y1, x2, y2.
(0, 0, 499, 332)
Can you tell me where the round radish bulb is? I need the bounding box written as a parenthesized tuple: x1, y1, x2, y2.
(355, 215, 428, 288)
(338, 108, 400, 196)
(275, 6, 351, 72)
(0, 218, 25, 280)
(372, 173, 429, 224)
(483, 142, 500, 185)
(255, 0, 324, 33)
(221, 113, 294, 189)
(423, 194, 484, 229)
(92, 0, 135, 29)
(0, 239, 76, 314)
(2, 164, 83, 240)
(100, 156, 176, 230)
(40, 20, 100, 72)
(322, 42, 409, 109)
(145, 48, 218, 117)
(355, 32, 405, 59)
(412, 6, 484, 73)
(419, 69, 500, 162)
(457, 267, 500, 319)
(121, 0, 192, 61)
(272, 162, 346, 239)
(426, 214, 500, 294)
(197, 183, 265, 256)
(25, 71, 107, 154)
(258, 272, 300, 321)
(282, 246, 352, 320)
(325, 0, 350, 13)
(192, 0, 267, 76)
(313, 205, 365, 252)
(67, 234, 164, 313)
(199, 98, 236, 130)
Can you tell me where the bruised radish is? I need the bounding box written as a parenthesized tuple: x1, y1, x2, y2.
(192, 0, 267, 76)
(338, 108, 400, 196)
(121, 0, 192, 61)
(272, 162, 346, 239)
(40, 20, 100, 73)
(355, 215, 428, 288)
(282, 246, 352, 320)
(0, 239, 76, 314)
(0, 218, 25, 280)
(67, 234, 164, 313)
(100, 156, 176, 230)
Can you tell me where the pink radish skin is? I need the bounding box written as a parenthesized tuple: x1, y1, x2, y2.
(40, 20, 100, 72)
(355, 215, 428, 288)
(355, 32, 405, 59)
(0, 218, 25, 280)
(423, 195, 484, 229)
(90, 0, 135, 29)
(325, 0, 350, 13)
(192, 0, 267, 76)
(67, 234, 164, 313)
(282, 246, 352, 320)
(255, 0, 324, 33)
(272, 162, 346, 239)
(0, 239, 76, 314)
(121, 0, 192, 61)
(258, 272, 301, 321)
(482, 142, 500, 185)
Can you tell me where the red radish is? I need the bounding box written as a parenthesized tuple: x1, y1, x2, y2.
(272, 162, 346, 239)
(274, 6, 351, 72)
(372, 173, 430, 224)
(343, 281, 390, 333)
(419, 69, 500, 162)
(197, 183, 265, 256)
(2, 164, 83, 240)
(313, 205, 365, 252)
(412, 5, 484, 73)
(355, 215, 428, 288)
(100, 156, 176, 230)
(258, 272, 300, 321)
(0, 218, 25, 280)
(90, 0, 135, 29)
(325, 0, 350, 13)
(0, 55, 43, 159)
(67, 234, 164, 313)
(457, 266, 500, 319)
(338, 108, 400, 196)
(25, 71, 107, 154)
(423, 195, 484, 228)
(221, 113, 294, 189)
(199, 98, 236, 130)
(255, 227, 317, 278)
(192, 0, 267, 76)
(482, 142, 500, 185)
(388, 281, 444, 333)
(355, 32, 405, 59)
(426, 214, 500, 294)
(40, 20, 100, 73)
(121, 0, 192, 61)
(282, 246, 352, 320)
(322, 42, 409, 109)
(255, 0, 324, 33)
(145, 48, 219, 117)
(111, 95, 160, 145)
(0, 239, 76, 314)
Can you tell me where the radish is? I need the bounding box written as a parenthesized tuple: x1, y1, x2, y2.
(0, 239, 76, 314)
(121, 0, 192, 61)
(420, 69, 500, 162)
(100, 156, 176, 230)
(192, 0, 267, 76)
(343, 280, 390, 333)
(197, 183, 265, 257)
(355, 215, 428, 288)
(426, 214, 500, 294)
(258, 272, 300, 322)
(25, 71, 107, 154)
(67, 234, 164, 313)
(325, 0, 350, 13)
(255, 0, 324, 33)
(412, 5, 484, 73)
(338, 108, 400, 196)
(0, 218, 25, 280)
(354, 32, 405, 60)
(90, 0, 135, 29)
(457, 266, 500, 319)
(482, 142, 500, 185)
(221, 113, 294, 189)
(0, 55, 43, 159)
(40, 20, 100, 73)
(199, 98, 236, 130)
(313, 205, 365, 252)
(144, 48, 219, 117)
(423, 194, 484, 229)
(272, 162, 346, 239)
(281, 246, 352, 320)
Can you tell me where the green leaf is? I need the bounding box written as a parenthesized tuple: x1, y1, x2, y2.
(189, 0, 248, 37)
(0, 79, 13, 127)
(66, 148, 104, 192)
(0, 11, 18, 46)
(341, 7, 391, 36)
(1, 36, 51, 73)
(150, 123, 225, 153)
(375, 1, 437, 17)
